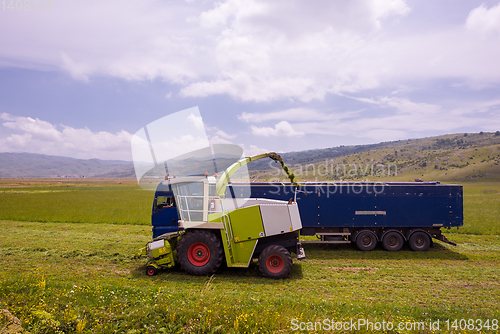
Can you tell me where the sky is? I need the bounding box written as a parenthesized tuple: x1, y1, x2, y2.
(1, 0, 500, 161)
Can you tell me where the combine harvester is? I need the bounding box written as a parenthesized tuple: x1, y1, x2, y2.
(137, 153, 305, 279)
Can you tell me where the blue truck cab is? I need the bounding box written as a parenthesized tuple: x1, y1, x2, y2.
(151, 181, 179, 237)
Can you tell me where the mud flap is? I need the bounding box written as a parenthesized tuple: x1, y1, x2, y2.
(435, 234, 457, 246)
(296, 241, 306, 260)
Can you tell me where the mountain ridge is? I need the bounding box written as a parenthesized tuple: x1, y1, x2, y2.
(0, 152, 135, 178)
(1, 131, 499, 180)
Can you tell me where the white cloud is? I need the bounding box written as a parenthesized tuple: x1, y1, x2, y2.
(230, 94, 500, 147)
(2, 113, 61, 141)
(199, 0, 268, 29)
(208, 135, 233, 145)
(207, 138, 269, 157)
(251, 121, 304, 137)
(180, 0, 498, 101)
(203, 122, 238, 139)
(0, 0, 203, 83)
(0, 113, 132, 160)
(180, 0, 412, 101)
(0, 0, 412, 102)
(214, 129, 237, 139)
(372, 0, 410, 22)
(206, 131, 269, 157)
(236, 96, 497, 144)
(1, 0, 500, 104)
(61, 52, 91, 82)
(187, 113, 204, 130)
(288, 97, 500, 142)
(207, 129, 237, 146)
(150, 134, 210, 161)
(466, 3, 500, 37)
(238, 108, 361, 123)
(239, 144, 270, 156)
(200, 0, 409, 35)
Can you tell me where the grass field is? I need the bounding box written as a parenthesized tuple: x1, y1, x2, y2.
(0, 179, 151, 225)
(459, 182, 500, 235)
(0, 179, 499, 333)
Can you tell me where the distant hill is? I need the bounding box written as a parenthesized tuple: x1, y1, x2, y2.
(1, 131, 499, 181)
(247, 131, 500, 183)
(0, 153, 135, 178)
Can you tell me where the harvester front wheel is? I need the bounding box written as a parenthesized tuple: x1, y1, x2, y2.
(258, 245, 293, 279)
(146, 266, 158, 276)
(178, 230, 224, 276)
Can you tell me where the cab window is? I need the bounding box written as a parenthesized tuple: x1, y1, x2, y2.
(155, 196, 175, 210)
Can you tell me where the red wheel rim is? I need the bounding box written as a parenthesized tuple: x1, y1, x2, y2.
(266, 255, 284, 274)
(187, 242, 210, 266)
(147, 267, 155, 276)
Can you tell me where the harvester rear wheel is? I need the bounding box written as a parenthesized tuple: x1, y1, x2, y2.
(178, 230, 224, 276)
(258, 245, 293, 279)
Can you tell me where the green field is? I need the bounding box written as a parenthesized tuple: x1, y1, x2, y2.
(0, 179, 499, 333)
(0, 179, 151, 225)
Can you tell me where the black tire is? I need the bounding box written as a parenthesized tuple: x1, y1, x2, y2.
(177, 230, 224, 276)
(382, 231, 404, 251)
(409, 231, 431, 251)
(355, 230, 377, 251)
(258, 245, 293, 279)
(146, 266, 158, 276)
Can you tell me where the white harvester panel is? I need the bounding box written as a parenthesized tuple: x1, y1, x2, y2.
(288, 202, 302, 231)
(260, 204, 297, 236)
(149, 239, 165, 250)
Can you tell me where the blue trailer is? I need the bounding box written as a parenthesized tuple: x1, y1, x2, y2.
(151, 181, 463, 251)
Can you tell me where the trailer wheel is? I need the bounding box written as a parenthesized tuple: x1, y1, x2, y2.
(258, 245, 293, 279)
(355, 230, 377, 251)
(382, 231, 404, 251)
(409, 231, 431, 251)
(146, 266, 158, 276)
(178, 230, 224, 276)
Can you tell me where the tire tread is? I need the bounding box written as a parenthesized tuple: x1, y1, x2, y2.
(177, 230, 224, 276)
(258, 245, 293, 279)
